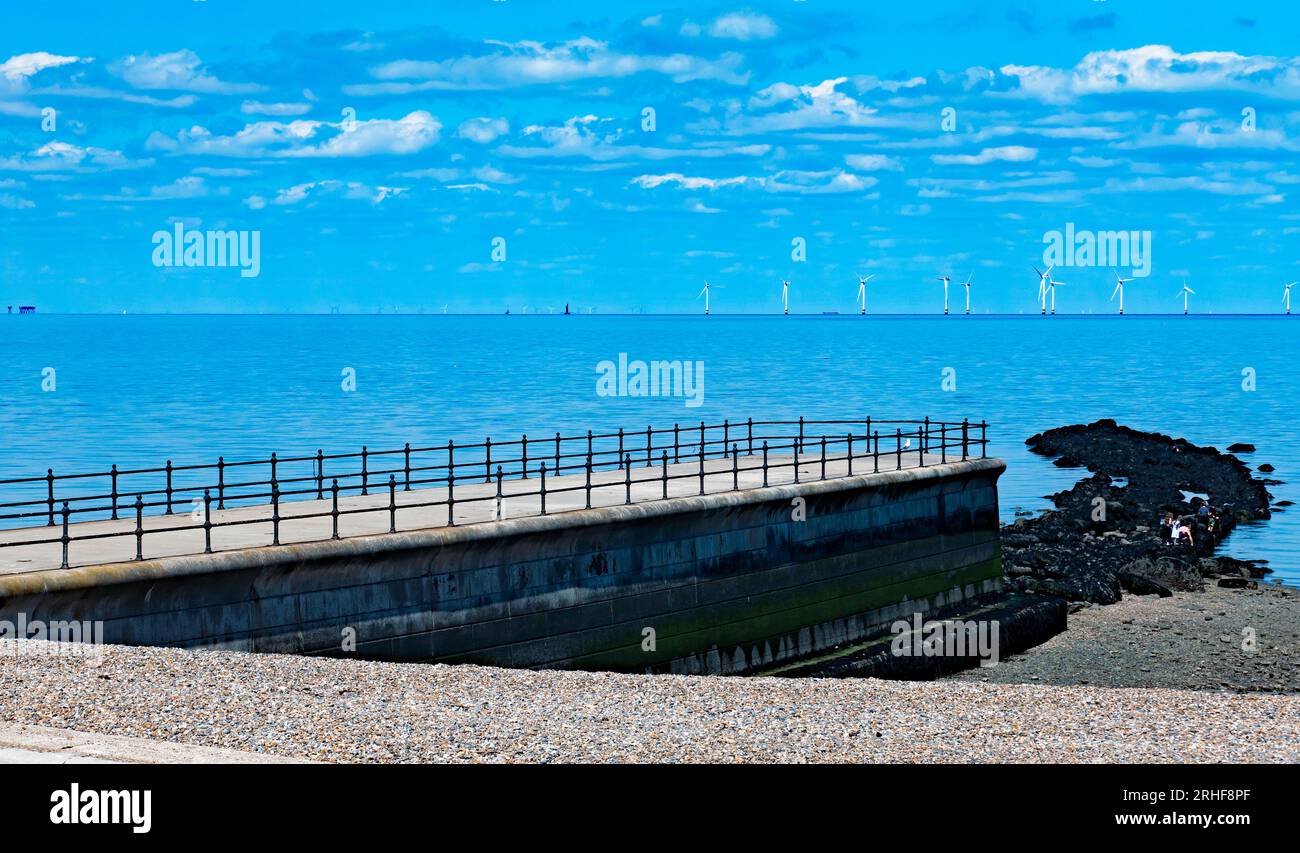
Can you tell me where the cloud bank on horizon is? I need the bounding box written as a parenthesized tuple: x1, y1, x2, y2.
(1, 0, 1298, 314)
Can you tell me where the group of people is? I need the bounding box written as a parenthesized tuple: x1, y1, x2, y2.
(1161, 498, 1221, 550)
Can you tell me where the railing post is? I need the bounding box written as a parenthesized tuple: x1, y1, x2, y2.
(896, 428, 902, 470)
(981, 420, 988, 458)
(217, 457, 226, 509)
(793, 434, 800, 484)
(747, 417, 753, 455)
(267, 454, 275, 508)
(673, 423, 680, 463)
(271, 482, 280, 545)
(388, 475, 397, 533)
(521, 434, 528, 479)
(46, 469, 54, 526)
(60, 502, 70, 569)
(316, 450, 324, 500)
(585, 453, 592, 509)
(732, 443, 739, 490)
(331, 479, 340, 540)
(646, 425, 653, 468)
(554, 432, 561, 474)
(923, 416, 930, 454)
(166, 459, 175, 513)
(699, 421, 706, 459)
(495, 466, 504, 520)
(874, 431, 880, 474)
(586, 430, 593, 465)
(540, 463, 548, 515)
(484, 437, 493, 483)
(762, 441, 769, 487)
(820, 435, 827, 480)
(698, 444, 705, 496)
(919, 429, 925, 467)
(447, 466, 456, 527)
(941, 424, 947, 464)
(798, 416, 804, 455)
(133, 494, 143, 560)
(404, 443, 411, 491)
(624, 456, 632, 505)
(447, 440, 455, 489)
(203, 488, 212, 554)
(723, 420, 730, 458)
(110, 464, 119, 520)
(361, 446, 369, 495)
(661, 451, 668, 499)
(847, 433, 854, 476)
(866, 416, 871, 448)
(962, 418, 969, 461)
(617, 428, 624, 468)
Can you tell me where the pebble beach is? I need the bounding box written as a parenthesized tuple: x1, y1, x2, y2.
(1, 638, 1295, 763)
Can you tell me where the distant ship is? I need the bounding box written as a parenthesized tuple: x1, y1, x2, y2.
(564, 303, 570, 315)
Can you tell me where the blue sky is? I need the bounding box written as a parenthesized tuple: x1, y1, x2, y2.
(1, 0, 1298, 314)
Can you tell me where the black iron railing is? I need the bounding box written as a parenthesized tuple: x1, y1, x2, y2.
(0, 417, 988, 569)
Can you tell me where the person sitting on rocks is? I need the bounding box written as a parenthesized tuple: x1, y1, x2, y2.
(1176, 519, 1195, 547)
(1162, 512, 1177, 544)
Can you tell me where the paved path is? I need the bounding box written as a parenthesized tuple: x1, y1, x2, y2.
(0, 446, 960, 574)
(0, 722, 307, 764)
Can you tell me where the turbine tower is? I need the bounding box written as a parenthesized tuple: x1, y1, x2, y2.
(935, 275, 952, 315)
(1111, 271, 1134, 315)
(1285, 282, 1296, 315)
(781, 279, 790, 315)
(1032, 265, 1054, 315)
(1046, 273, 1066, 315)
(1177, 281, 1195, 315)
(856, 274, 875, 315)
(962, 273, 972, 315)
(698, 281, 723, 315)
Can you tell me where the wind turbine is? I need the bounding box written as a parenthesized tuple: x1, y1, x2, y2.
(856, 274, 875, 315)
(961, 273, 973, 315)
(1045, 272, 1066, 315)
(1285, 282, 1296, 315)
(1111, 271, 1134, 315)
(1177, 281, 1195, 315)
(697, 281, 722, 315)
(1032, 265, 1054, 315)
(935, 274, 951, 315)
(781, 279, 790, 315)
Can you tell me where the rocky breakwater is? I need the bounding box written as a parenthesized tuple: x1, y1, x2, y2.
(1002, 419, 1275, 605)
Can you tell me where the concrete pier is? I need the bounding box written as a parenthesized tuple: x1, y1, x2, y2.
(0, 450, 1006, 675)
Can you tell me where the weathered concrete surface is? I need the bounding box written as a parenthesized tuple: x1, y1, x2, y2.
(0, 456, 1007, 675)
(0, 722, 307, 764)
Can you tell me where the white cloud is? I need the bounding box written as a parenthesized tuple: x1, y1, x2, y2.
(347, 37, 747, 93)
(0, 141, 151, 172)
(499, 114, 768, 161)
(457, 116, 509, 143)
(999, 45, 1300, 103)
(707, 12, 779, 40)
(147, 110, 441, 158)
(0, 52, 86, 81)
(931, 145, 1037, 165)
(631, 168, 876, 195)
(241, 100, 311, 116)
(113, 49, 264, 94)
(270, 180, 408, 205)
(845, 154, 903, 171)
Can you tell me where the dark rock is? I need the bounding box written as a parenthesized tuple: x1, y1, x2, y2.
(1217, 577, 1258, 589)
(1119, 572, 1174, 597)
(1258, 463, 1275, 473)
(1227, 443, 1256, 453)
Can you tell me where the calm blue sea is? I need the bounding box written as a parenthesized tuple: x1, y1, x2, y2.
(1, 314, 1295, 586)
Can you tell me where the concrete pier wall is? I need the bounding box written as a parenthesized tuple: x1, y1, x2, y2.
(0, 459, 1005, 675)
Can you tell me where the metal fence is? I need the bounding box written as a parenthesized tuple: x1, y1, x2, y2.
(0, 416, 988, 569)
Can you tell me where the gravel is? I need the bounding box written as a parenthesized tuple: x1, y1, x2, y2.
(1, 639, 1295, 763)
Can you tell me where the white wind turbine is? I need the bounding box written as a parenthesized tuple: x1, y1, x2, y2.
(697, 281, 722, 315)
(856, 274, 875, 315)
(1111, 271, 1134, 315)
(781, 279, 791, 315)
(935, 274, 952, 315)
(1045, 272, 1066, 315)
(962, 273, 973, 315)
(1032, 265, 1054, 315)
(1285, 282, 1297, 315)
(1176, 281, 1195, 315)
